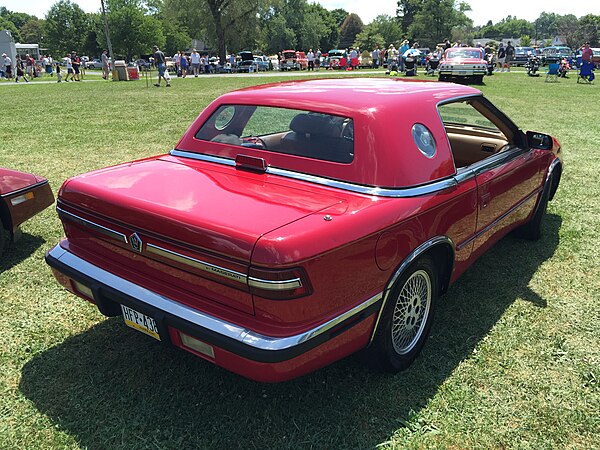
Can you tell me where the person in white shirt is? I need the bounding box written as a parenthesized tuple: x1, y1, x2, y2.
(64, 54, 73, 81)
(307, 49, 315, 71)
(190, 49, 200, 76)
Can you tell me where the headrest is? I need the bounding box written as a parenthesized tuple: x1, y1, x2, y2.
(289, 114, 341, 137)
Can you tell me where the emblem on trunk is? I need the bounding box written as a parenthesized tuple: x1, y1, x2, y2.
(129, 233, 143, 253)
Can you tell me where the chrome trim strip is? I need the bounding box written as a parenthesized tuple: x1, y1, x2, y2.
(248, 276, 302, 291)
(57, 207, 128, 244)
(369, 236, 455, 344)
(455, 187, 541, 251)
(0, 179, 49, 199)
(170, 149, 458, 198)
(47, 245, 382, 352)
(146, 243, 247, 284)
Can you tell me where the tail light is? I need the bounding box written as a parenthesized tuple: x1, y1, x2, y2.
(248, 266, 312, 300)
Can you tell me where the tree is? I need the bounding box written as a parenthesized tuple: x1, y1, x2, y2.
(520, 34, 532, 46)
(368, 14, 403, 46)
(556, 14, 579, 49)
(339, 13, 364, 48)
(534, 12, 560, 39)
(575, 14, 600, 46)
(45, 0, 89, 55)
(0, 16, 20, 42)
(408, 0, 472, 48)
(353, 27, 385, 52)
(396, 0, 420, 35)
(103, 0, 165, 61)
(20, 18, 46, 44)
(329, 8, 348, 27)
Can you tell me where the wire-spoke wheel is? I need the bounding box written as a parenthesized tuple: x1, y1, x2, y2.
(364, 255, 438, 372)
(391, 269, 432, 355)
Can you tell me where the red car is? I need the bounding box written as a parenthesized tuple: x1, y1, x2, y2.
(279, 50, 307, 71)
(1, 168, 55, 255)
(46, 79, 562, 382)
(438, 47, 489, 83)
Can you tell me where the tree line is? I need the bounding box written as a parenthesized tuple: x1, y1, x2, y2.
(1, 0, 598, 63)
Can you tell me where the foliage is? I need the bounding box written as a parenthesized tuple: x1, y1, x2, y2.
(396, 0, 419, 36)
(407, 0, 472, 48)
(366, 14, 403, 47)
(339, 13, 364, 48)
(353, 28, 385, 52)
(0, 16, 20, 41)
(573, 14, 600, 46)
(45, 0, 89, 56)
(20, 19, 46, 45)
(520, 35, 532, 47)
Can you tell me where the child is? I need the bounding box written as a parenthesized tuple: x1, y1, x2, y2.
(55, 62, 62, 82)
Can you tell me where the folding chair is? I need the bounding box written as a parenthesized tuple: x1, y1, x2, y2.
(577, 61, 595, 84)
(545, 63, 560, 82)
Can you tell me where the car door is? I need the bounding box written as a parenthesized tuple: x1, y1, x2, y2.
(439, 98, 546, 260)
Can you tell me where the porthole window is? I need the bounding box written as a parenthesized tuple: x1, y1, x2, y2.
(214, 106, 236, 130)
(412, 123, 436, 158)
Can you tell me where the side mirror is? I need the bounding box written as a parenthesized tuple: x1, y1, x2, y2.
(526, 131, 553, 150)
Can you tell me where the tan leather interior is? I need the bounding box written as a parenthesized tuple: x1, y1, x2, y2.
(445, 125, 508, 168)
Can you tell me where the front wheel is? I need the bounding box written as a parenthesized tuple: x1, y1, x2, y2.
(515, 174, 552, 240)
(365, 255, 438, 372)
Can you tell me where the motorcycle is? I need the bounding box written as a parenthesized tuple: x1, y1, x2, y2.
(526, 55, 539, 77)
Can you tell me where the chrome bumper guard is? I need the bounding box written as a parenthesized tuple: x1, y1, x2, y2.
(46, 245, 382, 363)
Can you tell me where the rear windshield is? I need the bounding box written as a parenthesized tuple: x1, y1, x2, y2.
(195, 105, 354, 164)
(446, 49, 483, 59)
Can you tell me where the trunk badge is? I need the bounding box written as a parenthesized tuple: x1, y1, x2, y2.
(130, 233, 143, 253)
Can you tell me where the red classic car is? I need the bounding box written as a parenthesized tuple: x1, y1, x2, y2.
(279, 50, 307, 70)
(438, 47, 489, 83)
(1, 168, 55, 255)
(46, 78, 562, 382)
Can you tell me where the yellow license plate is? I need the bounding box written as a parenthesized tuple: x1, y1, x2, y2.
(121, 305, 161, 341)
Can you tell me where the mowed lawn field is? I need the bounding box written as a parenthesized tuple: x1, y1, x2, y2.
(0, 69, 598, 450)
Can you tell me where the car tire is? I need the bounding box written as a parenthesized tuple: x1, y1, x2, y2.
(438, 75, 447, 82)
(474, 75, 484, 84)
(365, 255, 438, 372)
(0, 227, 7, 257)
(515, 174, 552, 240)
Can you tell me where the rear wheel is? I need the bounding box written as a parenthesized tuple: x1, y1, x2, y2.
(473, 75, 484, 84)
(366, 255, 438, 372)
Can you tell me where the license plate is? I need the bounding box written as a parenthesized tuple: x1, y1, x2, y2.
(458, 70, 467, 75)
(121, 305, 161, 341)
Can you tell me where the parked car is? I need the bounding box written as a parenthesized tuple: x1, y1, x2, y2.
(541, 46, 575, 66)
(326, 49, 345, 69)
(280, 50, 306, 70)
(253, 55, 270, 71)
(513, 47, 540, 66)
(135, 59, 152, 71)
(85, 58, 103, 69)
(1, 168, 54, 256)
(438, 47, 488, 83)
(575, 48, 600, 68)
(46, 78, 562, 382)
(268, 55, 279, 71)
(237, 51, 255, 72)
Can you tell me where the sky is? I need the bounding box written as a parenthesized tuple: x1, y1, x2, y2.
(1, 0, 599, 26)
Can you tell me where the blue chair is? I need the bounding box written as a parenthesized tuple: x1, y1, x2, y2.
(577, 61, 595, 84)
(545, 63, 560, 82)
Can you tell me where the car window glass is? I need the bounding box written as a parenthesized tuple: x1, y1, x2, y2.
(438, 102, 500, 132)
(195, 105, 354, 164)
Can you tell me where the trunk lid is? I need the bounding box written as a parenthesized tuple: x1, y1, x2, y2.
(58, 157, 345, 315)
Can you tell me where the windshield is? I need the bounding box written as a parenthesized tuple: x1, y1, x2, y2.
(446, 49, 483, 59)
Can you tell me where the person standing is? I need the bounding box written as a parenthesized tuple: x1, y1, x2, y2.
(71, 52, 81, 81)
(64, 53, 74, 81)
(101, 49, 109, 79)
(25, 54, 35, 78)
(190, 49, 200, 76)
(153, 45, 170, 87)
(307, 49, 314, 71)
(505, 41, 515, 72)
(580, 42, 593, 64)
(372, 45, 380, 69)
(496, 43, 506, 72)
(179, 51, 188, 77)
(398, 40, 409, 71)
(1, 53, 12, 80)
(15, 58, 29, 83)
(55, 61, 62, 82)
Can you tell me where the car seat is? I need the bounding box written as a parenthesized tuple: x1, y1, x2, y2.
(280, 114, 354, 163)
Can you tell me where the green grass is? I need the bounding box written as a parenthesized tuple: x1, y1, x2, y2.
(1, 70, 599, 449)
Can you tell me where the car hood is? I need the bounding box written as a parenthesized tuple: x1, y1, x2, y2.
(0, 168, 45, 195)
(58, 157, 345, 262)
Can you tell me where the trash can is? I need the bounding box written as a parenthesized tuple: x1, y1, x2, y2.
(127, 65, 139, 80)
(113, 60, 129, 81)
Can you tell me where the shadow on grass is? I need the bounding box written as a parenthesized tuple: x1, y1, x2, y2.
(0, 233, 46, 274)
(19, 215, 560, 449)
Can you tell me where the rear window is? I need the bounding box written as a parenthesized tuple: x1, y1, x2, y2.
(195, 105, 354, 164)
